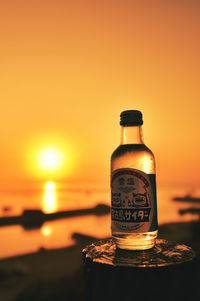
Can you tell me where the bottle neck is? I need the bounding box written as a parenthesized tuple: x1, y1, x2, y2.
(120, 125, 144, 145)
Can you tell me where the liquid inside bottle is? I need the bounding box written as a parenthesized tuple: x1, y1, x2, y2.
(111, 111, 158, 250)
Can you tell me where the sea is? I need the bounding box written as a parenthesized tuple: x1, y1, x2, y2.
(0, 181, 200, 259)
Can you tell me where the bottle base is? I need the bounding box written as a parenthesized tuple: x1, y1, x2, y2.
(113, 230, 158, 250)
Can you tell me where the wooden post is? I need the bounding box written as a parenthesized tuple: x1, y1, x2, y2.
(82, 239, 197, 301)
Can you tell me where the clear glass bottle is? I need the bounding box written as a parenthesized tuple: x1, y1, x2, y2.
(111, 110, 158, 250)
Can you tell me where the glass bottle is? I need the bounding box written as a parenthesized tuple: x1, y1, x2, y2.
(111, 110, 158, 250)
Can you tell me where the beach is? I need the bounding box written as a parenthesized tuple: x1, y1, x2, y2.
(0, 221, 199, 301)
(0, 238, 86, 301)
(0, 184, 200, 300)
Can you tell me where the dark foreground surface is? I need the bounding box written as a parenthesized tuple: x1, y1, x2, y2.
(0, 220, 199, 301)
(83, 238, 197, 301)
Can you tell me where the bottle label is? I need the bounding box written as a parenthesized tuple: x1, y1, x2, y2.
(111, 168, 157, 233)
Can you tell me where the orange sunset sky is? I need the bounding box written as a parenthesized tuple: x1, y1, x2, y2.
(0, 0, 200, 189)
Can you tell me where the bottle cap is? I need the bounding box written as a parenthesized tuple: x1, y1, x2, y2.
(120, 110, 143, 126)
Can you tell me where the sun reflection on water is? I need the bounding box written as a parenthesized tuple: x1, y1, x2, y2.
(41, 225, 52, 237)
(43, 181, 57, 213)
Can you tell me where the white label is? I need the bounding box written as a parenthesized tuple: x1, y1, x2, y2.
(111, 168, 157, 233)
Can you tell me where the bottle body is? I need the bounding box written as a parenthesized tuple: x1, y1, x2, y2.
(111, 143, 158, 250)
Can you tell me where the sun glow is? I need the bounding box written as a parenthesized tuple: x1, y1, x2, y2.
(38, 147, 64, 172)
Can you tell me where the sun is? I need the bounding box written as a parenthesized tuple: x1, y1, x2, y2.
(26, 135, 76, 179)
(37, 147, 64, 172)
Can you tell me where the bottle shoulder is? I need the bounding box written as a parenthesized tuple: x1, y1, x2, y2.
(111, 144, 154, 159)
(111, 144, 156, 174)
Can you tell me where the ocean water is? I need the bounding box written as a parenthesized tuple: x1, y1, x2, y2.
(0, 182, 199, 259)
